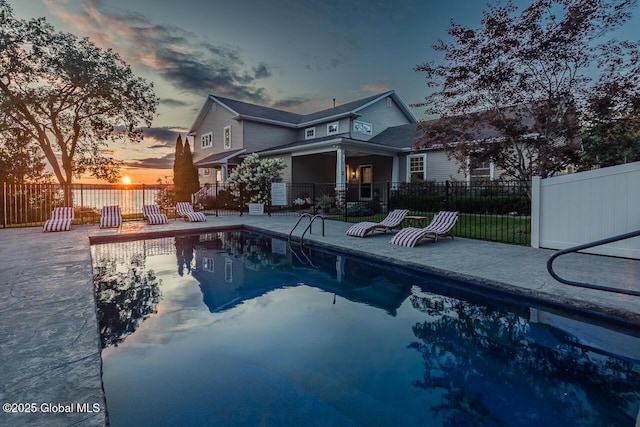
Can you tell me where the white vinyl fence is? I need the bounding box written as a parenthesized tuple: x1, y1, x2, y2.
(531, 161, 640, 259)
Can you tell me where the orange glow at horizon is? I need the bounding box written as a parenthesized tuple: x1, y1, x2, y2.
(121, 176, 132, 185)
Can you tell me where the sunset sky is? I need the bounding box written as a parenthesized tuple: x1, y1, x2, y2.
(8, 0, 640, 183)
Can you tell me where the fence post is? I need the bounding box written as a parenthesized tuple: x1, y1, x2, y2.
(445, 180, 450, 210)
(215, 181, 219, 217)
(386, 182, 391, 212)
(239, 183, 244, 216)
(2, 182, 6, 228)
(530, 176, 541, 248)
(142, 184, 146, 207)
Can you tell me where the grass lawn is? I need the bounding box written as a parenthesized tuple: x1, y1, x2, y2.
(336, 212, 531, 245)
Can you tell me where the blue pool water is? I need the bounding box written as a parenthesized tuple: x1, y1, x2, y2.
(91, 230, 640, 427)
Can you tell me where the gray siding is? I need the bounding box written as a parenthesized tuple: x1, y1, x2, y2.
(192, 105, 240, 163)
(425, 150, 466, 181)
(349, 97, 413, 141)
(243, 122, 297, 152)
(295, 117, 350, 141)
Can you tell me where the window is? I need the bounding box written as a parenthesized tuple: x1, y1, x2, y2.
(470, 160, 493, 183)
(327, 122, 339, 135)
(305, 127, 316, 139)
(203, 168, 212, 177)
(201, 132, 213, 149)
(407, 154, 426, 182)
(386, 98, 392, 107)
(202, 257, 214, 272)
(223, 126, 231, 150)
(353, 120, 372, 135)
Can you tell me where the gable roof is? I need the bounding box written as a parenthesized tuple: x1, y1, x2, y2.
(369, 123, 421, 149)
(188, 90, 416, 133)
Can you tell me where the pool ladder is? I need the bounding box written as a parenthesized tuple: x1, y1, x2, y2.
(288, 213, 325, 246)
(547, 229, 640, 296)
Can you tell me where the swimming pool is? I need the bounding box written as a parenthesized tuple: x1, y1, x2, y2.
(91, 230, 640, 427)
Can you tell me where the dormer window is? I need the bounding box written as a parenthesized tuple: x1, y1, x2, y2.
(305, 127, 316, 139)
(327, 122, 339, 135)
(201, 132, 213, 149)
(353, 120, 372, 136)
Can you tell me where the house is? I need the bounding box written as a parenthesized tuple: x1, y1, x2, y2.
(189, 91, 471, 192)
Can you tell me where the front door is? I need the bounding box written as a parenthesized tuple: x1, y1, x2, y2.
(359, 165, 372, 199)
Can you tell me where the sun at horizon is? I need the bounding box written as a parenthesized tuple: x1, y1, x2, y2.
(121, 176, 132, 185)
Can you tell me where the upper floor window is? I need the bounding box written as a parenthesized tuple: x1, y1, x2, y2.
(305, 127, 316, 139)
(353, 120, 372, 136)
(223, 126, 232, 150)
(201, 132, 213, 149)
(407, 154, 426, 182)
(327, 122, 339, 135)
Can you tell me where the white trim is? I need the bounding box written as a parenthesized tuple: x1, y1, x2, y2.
(201, 132, 213, 149)
(406, 153, 426, 181)
(327, 121, 339, 135)
(223, 126, 232, 150)
(305, 127, 316, 140)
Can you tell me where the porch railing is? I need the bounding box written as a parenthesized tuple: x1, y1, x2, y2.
(2, 181, 531, 245)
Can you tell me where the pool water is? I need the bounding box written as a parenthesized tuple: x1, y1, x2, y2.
(91, 230, 640, 427)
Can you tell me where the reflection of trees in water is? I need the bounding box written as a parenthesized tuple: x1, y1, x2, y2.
(408, 291, 640, 427)
(223, 231, 288, 269)
(93, 253, 161, 348)
(175, 235, 200, 276)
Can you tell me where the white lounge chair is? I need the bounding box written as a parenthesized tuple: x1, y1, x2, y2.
(176, 202, 207, 222)
(100, 205, 122, 228)
(142, 204, 168, 225)
(43, 207, 74, 232)
(390, 211, 459, 247)
(346, 209, 410, 237)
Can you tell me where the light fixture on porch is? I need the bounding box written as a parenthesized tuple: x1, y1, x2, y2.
(351, 169, 357, 179)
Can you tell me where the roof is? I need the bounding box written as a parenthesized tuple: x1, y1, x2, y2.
(369, 123, 422, 149)
(193, 148, 246, 166)
(189, 90, 416, 133)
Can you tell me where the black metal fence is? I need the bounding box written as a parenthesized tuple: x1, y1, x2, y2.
(2, 181, 531, 245)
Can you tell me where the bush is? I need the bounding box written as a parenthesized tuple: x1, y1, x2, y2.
(347, 202, 373, 217)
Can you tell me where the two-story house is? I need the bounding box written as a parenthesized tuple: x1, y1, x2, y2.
(188, 90, 472, 200)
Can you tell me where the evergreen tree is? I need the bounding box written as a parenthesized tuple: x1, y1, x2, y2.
(173, 135, 185, 200)
(182, 140, 200, 196)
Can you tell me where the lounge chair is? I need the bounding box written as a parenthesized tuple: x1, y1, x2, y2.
(346, 209, 410, 237)
(142, 204, 168, 225)
(100, 205, 122, 228)
(43, 207, 74, 232)
(390, 211, 459, 247)
(176, 202, 207, 222)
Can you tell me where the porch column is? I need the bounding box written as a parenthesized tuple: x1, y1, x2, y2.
(335, 148, 346, 185)
(391, 155, 399, 186)
(220, 164, 228, 183)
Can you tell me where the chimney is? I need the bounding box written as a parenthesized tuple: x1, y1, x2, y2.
(333, 98, 336, 108)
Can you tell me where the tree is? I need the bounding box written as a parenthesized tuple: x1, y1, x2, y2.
(182, 139, 200, 197)
(226, 154, 285, 206)
(172, 135, 199, 202)
(0, 1, 158, 203)
(0, 128, 51, 183)
(414, 0, 639, 194)
(172, 134, 185, 199)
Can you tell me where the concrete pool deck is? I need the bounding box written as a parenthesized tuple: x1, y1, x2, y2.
(1, 215, 639, 426)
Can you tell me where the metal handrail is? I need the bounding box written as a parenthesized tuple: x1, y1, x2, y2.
(288, 213, 313, 242)
(547, 229, 640, 296)
(288, 214, 325, 245)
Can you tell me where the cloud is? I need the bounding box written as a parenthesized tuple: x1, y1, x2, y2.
(270, 96, 314, 110)
(361, 83, 392, 94)
(125, 153, 174, 170)
(141, 126, 186, 146)
(160, 98, 190, 108)
(45, 0, 275, 104)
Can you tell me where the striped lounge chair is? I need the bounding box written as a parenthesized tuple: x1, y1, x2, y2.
(390, 211, 459, 247)
(100, 205, 122, 228)
(142, 204, 168, 225)
(346, 209, 410, 237)
(176, 202, 206, 222)
(43, 207, 74, 232)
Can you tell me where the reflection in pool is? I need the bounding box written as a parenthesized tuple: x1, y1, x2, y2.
(91, 230, 640, 427)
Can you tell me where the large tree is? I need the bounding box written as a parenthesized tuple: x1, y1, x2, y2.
(414, 0, 639, 194)
(0, 1, 157, 202)
(0, 128, 51, 183)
